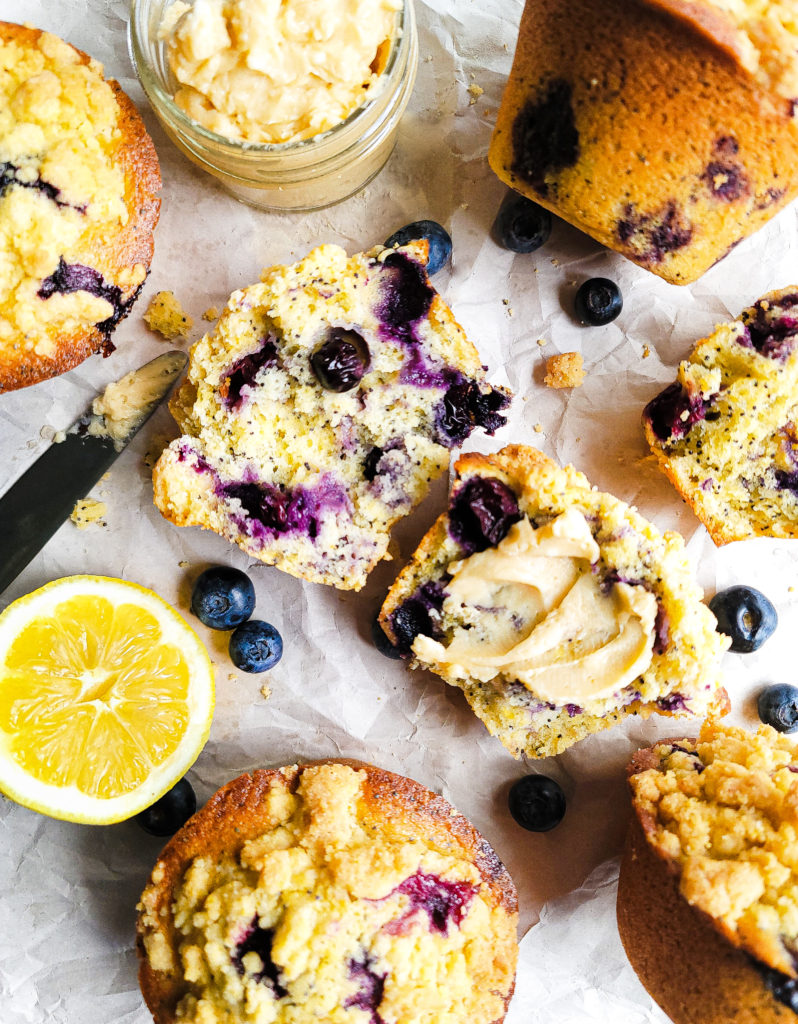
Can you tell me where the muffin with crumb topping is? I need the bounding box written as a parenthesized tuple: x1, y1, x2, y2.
(0, 22, 160, 391)
(137, 759, 519, 1024)
(380, 444, 729, 758)
(619, 720, 798, 1023)
(152, 241, 510, 590)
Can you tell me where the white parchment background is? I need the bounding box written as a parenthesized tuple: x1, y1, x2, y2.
(3, 0, 798, 1021)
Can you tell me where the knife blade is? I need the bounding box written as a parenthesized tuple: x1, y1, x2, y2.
(0, 350, 188, 595)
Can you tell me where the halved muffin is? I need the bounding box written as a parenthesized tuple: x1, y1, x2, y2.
(644, 286, 798, 544)
(152, 242, 510, 590)
(380, 445, 729, 758)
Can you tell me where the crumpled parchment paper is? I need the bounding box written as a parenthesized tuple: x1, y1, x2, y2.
(2, 1, 798, 1021)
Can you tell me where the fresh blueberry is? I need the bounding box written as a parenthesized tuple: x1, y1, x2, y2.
(371, 613, 403, 659)
(757, 684, 798, 733)
(310, 328, 370, 392)
(229, 619, 283, 672)
(508, 774, 566, 832)
(493, 193, 552, 253)
(709, 586, 777, 653)
(574, 278, 623, 326)
(191, 566, 256, 630)
(137, 778, 197, 836)
(384, 220, 452, 275)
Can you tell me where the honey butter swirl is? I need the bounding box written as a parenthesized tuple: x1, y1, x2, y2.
(413, 509, 658, 704)
(162, 0, 402, 144)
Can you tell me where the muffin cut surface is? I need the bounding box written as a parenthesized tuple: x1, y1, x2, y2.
(380, 445, 729, 758)
(137, 761, 519, 1024)
(153, 242, 510, 590)
(644, 286, 798, 544)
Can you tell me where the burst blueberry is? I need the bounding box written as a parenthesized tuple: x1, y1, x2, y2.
(310, 328, 370, 392)
(449, 476, 521, 553)
(384, 220, 452, 275)
(493, 193, 552, 253)
(757, 684, 798, 733)
(136, 778, 197, 836)
(574, 278, 623, 326)
(709, 585, 777, 653)
(191, 566, 256, 629)
(508, 774, 566, 832)
(229, 620, 283, 672)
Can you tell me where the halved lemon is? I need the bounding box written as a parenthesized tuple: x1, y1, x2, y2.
(0, 575, 215, 824)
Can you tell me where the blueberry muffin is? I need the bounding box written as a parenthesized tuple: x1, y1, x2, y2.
(488, 0, 798, 285)
(618, 721, 798, 1023)
(0, 23, 161, 391)
(152, 242, 510, 591)
(137, 760, 519, 1024)
(379, 445, 729, 759)
(644, 286, 798, 544)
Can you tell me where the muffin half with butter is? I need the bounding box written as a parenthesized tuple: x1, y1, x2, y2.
(0, 23, 160, 391)
(137, 760, 519, 1024)
(379, 445, 729, 758)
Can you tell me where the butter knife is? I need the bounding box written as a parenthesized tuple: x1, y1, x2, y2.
(0, 350, 187, 594)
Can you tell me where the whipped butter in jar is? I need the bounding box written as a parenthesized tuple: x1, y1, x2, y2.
(129, 0, 418, 210)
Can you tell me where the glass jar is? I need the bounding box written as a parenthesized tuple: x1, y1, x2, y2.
(128, 0, 418, 211)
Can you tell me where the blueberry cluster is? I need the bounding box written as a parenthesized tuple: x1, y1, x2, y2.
(191, 566, 283, 673)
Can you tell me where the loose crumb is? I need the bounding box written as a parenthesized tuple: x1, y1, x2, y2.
(544, 352, 585, 389)
(467, 83, 484, 105)
(642, 345, 651, 358)
(533, 423, 544, 433)
(144, 291, 193, 339)
(202, 306, 220, 322)
(178, 560, 189, 568)
(53, 430, 66, 444)
(537, 338, 547, 347)
(260, 683, 272, 700)
(70, 498, 106, 529)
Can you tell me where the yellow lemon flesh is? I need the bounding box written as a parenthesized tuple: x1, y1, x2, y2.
(0, 576, 215, 824)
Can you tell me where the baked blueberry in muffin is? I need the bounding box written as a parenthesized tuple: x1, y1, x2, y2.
(619, 721, 798, 1024)
(380, 445, 729, 758)
(644, 286, 798, 544)
(152, 241, 510, 590)
(0, 22, 160, 391)
(137, 760, 518, 1024)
